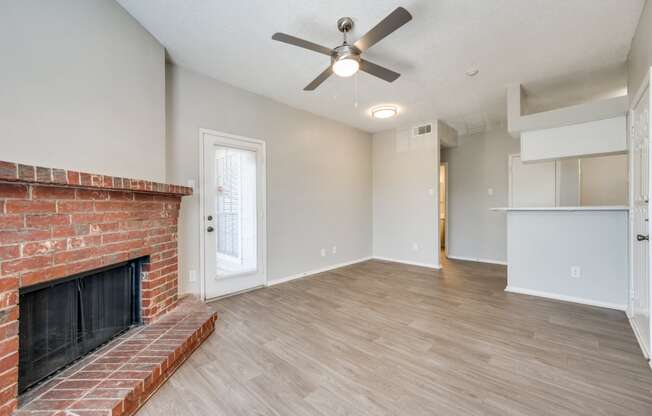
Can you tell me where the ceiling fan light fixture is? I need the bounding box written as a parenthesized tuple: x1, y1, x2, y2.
(332, 56, 360, 77)
(371, 105, 398, 119)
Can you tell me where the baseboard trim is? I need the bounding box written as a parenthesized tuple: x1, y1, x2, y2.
(505, 286, 627, 311)
(629, 315, 651, 361)
(372, 256, 441, 270)
(266, 257, 373, 286)
(446, 255, 507, 266)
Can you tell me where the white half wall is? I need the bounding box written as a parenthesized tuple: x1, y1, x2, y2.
(166, 65, 373, 295)
(506, 210, 628, 309)
(0, 0, 166, 181)
(372, 128, 439, 268)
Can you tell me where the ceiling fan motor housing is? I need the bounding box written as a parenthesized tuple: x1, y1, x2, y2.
(331, 44, 361, 65)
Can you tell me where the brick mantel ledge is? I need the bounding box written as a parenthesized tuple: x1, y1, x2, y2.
(0, 161, 192, 196)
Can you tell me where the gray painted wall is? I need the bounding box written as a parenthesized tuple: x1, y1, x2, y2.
(0, 0, 166, 181)
(580, 154, 628, 206)
(629, 0, 652, 99)
(166, 65, 373, 294)
(441, 128, 520, 263)
(372, 128, 439, 268)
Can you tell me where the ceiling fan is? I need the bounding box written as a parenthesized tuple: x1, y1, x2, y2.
(272, 7, 412, 91)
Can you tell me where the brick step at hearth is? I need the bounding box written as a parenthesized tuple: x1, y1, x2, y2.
(15, 296, 217, 416)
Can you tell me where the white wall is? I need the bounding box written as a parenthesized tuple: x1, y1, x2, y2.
(372, 128, 439, 268)
(166, 65, 372, 294)
(506, 210, 629, 309)
(628, 0, 652, 100)
(0, 0, 166, 181)
(441, 128, 520, 264)
(520, 116, 627, 162)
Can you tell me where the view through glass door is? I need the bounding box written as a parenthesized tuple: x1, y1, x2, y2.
(202, 131, 266, 299)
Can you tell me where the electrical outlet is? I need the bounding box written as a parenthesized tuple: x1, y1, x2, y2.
(570, 266, 581, 278)
(428, 188, 434, 196)
(412, 242, 419, 251)
(332, 246, 337, 254)
(189, 270, 197, 282)
(320, 248, 326, 257)
(487, 188, 494, 196)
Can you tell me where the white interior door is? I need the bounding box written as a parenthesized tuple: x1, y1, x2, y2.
(630, 81, 650, 358)
(202, 131, 266, 299)
(509, 155, 558, 207)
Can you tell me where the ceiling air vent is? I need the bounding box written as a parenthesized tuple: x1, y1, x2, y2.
(412, 123, 433, 137)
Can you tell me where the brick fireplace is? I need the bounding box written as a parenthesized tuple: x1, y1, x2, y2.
(0, 160, 216, 415)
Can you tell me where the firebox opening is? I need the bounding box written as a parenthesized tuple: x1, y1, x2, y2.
(18, 258, 145, 394)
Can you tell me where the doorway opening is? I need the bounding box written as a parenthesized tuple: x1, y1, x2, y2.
(440, 163, 448, 262)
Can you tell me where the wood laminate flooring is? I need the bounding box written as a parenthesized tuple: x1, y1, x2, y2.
(138, 258, 652, 415)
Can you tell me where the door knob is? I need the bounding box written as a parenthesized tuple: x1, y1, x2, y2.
(207, 226, 214, 232)
(637, 234, 648, 241)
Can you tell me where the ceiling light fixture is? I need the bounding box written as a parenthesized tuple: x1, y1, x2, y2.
(465, 68, 479, 77)
(331, 45, 360, 77)
(371, 105, 398, 119)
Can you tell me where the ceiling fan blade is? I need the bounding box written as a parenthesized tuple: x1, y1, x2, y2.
(304, 67, 333, 91)
(354, 7, 412, 52)
(359, 59, 400, 82)
(272, 33, 332, 56)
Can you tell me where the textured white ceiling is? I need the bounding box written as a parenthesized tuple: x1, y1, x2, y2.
(117, 0, 644, 134)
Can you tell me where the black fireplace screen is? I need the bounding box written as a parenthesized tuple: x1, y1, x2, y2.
(18, 260, 141, 393)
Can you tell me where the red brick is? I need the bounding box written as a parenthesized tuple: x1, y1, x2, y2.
(17, 164, 34, 181)
(54, 248, 98, 265)
(52, 224, 90, 238)
(0, 292, 16, 310)
(0, 247, 18, 261)
(0, 308, 17, 327)
(0, 322, 17, 341)
(0, 353, 16, 378)
(5, 200, 56, 214)
(52, 168, 67, 184)
(0, 216, 22, 231)
(0, 229, 50, 244)
(66, 170, 80, 185)
(22, 240, 66, 256)
(0, 184, 27, 199)
(0, 278, 16, 294)
(26, 214, 70, 228)
(35, 166, 52, 182)
(102, 176, 114, 188)
(0, 400, 16, 416)
(0, 339, 17, 361)
(57, 200, 94, 213)
(71, 213, 105, 224)
(32, 185, 76, 200)
(76, 189, 109, 200)
(0, 163, 16, 181)
(0, 385, 16, 409)
(21, 258, 102, 286)
(80, 172, 93, 186)
(67, 235, 101, 250)
(1, 255, 52, 275)
(108, 191, 134, 201)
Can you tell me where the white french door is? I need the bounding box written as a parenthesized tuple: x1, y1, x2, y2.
(201, 130, 266, 300)
(630, 76, 651, 359)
